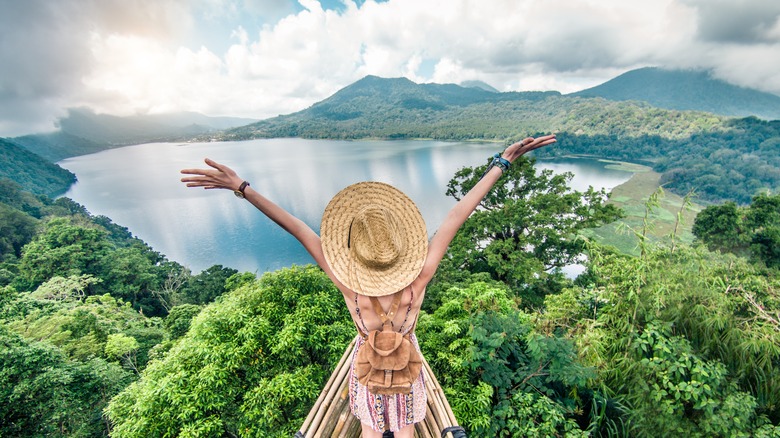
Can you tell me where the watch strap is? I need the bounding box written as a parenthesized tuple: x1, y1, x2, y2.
(234, 181, 250, 198)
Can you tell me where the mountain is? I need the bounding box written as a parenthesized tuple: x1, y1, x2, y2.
(12, 109, 258, 162)
(460, 80, 499, 93)
(55, 108, 257, 146)
(12, 131, 110, 162)
(222, 75, 561, 140)
(569, 67, 780, 120)
(0, 138, 76, 197)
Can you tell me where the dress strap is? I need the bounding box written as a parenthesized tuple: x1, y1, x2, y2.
(353, 293, 370, 335)
(398, 285, 415, 334)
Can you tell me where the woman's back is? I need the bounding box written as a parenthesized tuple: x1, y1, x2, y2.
(344, 285, 425, 335)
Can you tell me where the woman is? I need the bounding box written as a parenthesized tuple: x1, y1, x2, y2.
(180, 134, 556, 437)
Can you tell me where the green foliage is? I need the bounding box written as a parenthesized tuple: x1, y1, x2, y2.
(562, 243, 780, 435)
(628, 324, 767, 436)
(693, 193, 780, 268)
(13, 214, 198, 316)
(12, 131, 110, 162)
(105, 333, 140, 373)
(535, 119, 780, 205)
(417, 281, 593, 436)
(438, 155, 622, 305)
(181, 264, 240, 305)
(0, 325, 133, 437)
(0, 202, 38, 259)
(4, 285, 164, 369)
(106, 266, 354, 437)
(164, 304, 202, 339)
(17, 217, 112, 291)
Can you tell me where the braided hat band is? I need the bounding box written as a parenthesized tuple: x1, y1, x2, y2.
(321, 182, 428, 297)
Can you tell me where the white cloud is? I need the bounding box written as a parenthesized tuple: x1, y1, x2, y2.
(1, 0, 779, 137)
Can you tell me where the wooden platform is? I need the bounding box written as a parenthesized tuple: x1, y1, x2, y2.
(296, 339, 466, 438)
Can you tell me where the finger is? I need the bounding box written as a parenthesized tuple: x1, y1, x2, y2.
(204, 158, 226, 172)
(181, 176, 208, 183)
(526, 139, 556, 151)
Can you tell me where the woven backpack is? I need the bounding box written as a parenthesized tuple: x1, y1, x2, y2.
(354, 292, 423, 395)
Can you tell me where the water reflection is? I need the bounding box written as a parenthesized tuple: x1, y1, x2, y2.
(60, 139, 633, 273)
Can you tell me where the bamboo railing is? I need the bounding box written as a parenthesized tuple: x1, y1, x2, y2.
(296, 339, 466, 438)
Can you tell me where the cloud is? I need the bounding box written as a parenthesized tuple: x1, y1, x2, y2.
(1, 0, 779, 137)
(682, 0, 780, 44)
(0, 0, 193, 136)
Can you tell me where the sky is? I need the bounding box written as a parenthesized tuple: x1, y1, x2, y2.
(1, 0, 779, 137)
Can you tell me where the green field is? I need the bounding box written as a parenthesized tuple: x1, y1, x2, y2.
(581, 161, 702, 256)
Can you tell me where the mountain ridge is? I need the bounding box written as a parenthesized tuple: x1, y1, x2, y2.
(0, 138, 76, 196)
(569, 67, 780, 120)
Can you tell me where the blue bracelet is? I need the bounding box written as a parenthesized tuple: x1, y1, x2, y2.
(492, 153, 511, 172)
(479, 153, 512, 180)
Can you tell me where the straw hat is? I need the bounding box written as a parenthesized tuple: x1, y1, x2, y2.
(321, 182, 428, 297)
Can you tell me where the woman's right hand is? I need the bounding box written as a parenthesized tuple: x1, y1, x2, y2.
(180, 158, 244, 191)
(501, 134, 557, 163)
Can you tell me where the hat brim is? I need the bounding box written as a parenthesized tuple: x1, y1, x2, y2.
(321, 182, 428, 297)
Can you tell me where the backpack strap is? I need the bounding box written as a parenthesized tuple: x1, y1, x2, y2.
(368, 290, 403, 329)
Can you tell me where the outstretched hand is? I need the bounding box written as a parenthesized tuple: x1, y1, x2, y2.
(501, 134, 557, 163)
(180, 158, 244, 191)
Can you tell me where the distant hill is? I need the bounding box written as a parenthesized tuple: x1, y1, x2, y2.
(570, 67, 780, 120)
(12, 109, 258, 161)
(460, 80, 499, 93)
(0, 138, 76, 197)
(55, 108, 257, 146)
(12, 132, 110, 162)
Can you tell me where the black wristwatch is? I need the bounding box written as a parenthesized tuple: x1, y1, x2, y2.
(234, 181, 250, 198)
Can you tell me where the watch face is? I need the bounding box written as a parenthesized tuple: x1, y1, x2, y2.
(234, 190, 244, 198)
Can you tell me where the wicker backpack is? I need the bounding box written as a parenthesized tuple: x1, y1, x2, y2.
(354, 292, 423, 395)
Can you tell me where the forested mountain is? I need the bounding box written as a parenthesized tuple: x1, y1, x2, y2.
(570, 67, 780, 120)
(218, 75, 779, 204)
(221, 75, 563, 141)
(0, 138, 76, 196)
(12, 131, 110, 162)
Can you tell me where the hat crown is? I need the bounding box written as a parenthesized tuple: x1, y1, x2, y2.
(321, 181, 427, 297)
(350, 206, 405, 270)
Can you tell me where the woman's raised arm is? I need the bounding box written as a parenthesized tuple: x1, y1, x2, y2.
(414, 135, 556, 287)
(180, 158, 346, 289)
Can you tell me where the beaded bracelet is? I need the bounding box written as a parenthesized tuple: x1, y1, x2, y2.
(492, 154, 511, 172)
(479, 153, 511, 180)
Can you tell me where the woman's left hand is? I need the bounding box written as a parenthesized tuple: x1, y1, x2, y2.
(501, 134, 557, 163)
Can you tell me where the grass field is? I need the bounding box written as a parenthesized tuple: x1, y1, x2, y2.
(580, 161, 703, 256)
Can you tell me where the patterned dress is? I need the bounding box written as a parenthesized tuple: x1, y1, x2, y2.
(348, 291, 427, 432)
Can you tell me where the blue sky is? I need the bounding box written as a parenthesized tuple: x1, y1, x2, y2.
(1, 0, 779, 137)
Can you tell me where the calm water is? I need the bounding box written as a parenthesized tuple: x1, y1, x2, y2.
(59, 139, 633, 273)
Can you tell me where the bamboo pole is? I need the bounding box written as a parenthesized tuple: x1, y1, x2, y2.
(422, 356, 458, 425)
(298, 340, 464, 438)
(299, 338, 355, 437)
(316, 376, 351, 437)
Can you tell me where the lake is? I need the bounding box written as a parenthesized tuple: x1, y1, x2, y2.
(59, 138, 634, 274)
